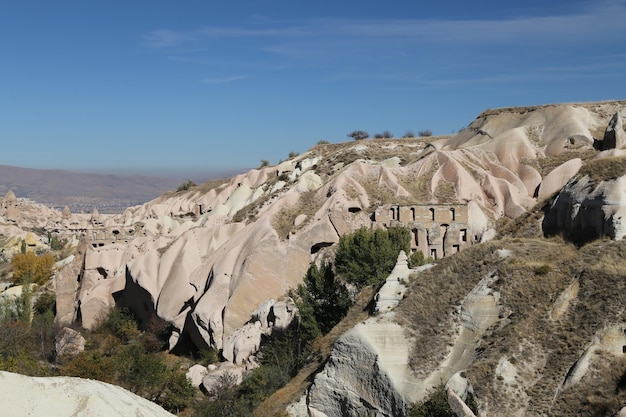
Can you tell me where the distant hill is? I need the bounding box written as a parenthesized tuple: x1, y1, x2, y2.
(0, 165, 204, 213)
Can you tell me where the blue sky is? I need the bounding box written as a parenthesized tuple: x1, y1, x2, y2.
(1, 0, 625, 177)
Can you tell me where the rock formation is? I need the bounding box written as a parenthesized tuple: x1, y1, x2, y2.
(543, 153, 626, 243)
(41, 101, 624, 360)
(601, 110, 626, 150)
(3, 100, 626, 416)
(0, 371, 175, 417)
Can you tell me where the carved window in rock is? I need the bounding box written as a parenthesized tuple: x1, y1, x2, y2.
(429, 208, 435, 221)
(460, 229, 467, 242)
(411, 207, 416, 221)
(390, 207, 396, 221)
(450, 207, 456, 221)
(430, 248, 437, 259)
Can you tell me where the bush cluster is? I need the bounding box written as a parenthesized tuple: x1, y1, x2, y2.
(60, 308, 195, 413)
(11, 251, 55, 285)
(407, 384, 478, 417)
(0, 289, 56, 375)
(177, 180, 197, 192)
(192, 320, 310, 416)
(335, 227, 411, 288)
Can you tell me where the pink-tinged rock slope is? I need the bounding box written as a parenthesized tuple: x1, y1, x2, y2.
(62, 100, 625, 356)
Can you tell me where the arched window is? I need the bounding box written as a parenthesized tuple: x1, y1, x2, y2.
(429, 208, 435, 221)
(450, 207, 456, 221)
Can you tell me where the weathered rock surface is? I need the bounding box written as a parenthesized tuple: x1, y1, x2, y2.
(543, 155, 626, 242)
(186, 364, 209, 388)
(373, 251, 414, 314)
(601, 111, 626, 150)
(0, 371, 174, 417)
(55, 327, 85, 357)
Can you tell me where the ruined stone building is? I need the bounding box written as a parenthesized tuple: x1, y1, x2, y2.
(373, 204, 471, 259)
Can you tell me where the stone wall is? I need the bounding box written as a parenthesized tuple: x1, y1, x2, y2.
(374, 204, 471, 259)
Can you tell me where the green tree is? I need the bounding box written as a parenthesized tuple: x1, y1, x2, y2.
(347, 130, 369, 141)
(335, 227, 411, 288)
(295, 262, 351, 335)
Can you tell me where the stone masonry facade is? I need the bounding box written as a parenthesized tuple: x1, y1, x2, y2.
(373, 204, 471, 259)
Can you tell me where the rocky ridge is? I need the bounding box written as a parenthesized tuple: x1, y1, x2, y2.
(66, 100, 625, 356)
(3, 99, 626, 416)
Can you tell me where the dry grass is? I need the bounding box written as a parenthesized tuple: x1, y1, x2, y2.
(577, 155, 626, 182)
(397, 162, 438, 203)
(432, 179, 457, 204)
(192, 178, 231, 194)
(359, 176, 405, 208)
(496, 198, 551, 239)
(396, 241, 503, 376)
(392, 231, 626, 415)
(271, 191, 322, 240)
(537, 150, 598, 177)
(467, 238, 626, 416)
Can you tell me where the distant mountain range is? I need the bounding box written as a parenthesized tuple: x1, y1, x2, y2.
(0, 165, 229, 213)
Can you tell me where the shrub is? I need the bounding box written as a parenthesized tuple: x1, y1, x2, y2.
(382, 130, 393, 138)
(418, 129, 433, 137)
(407, 384, 478, 417)
(347, 130, 369, 141)
(103, 307, 141, 342)
(408, 250, 434, 268)
(11, 252, 55, 285)
(33, 292, 56, 315)
(404, 130, 415, 138)
(288, 151, 299, 158)
(176, 180, 196, 192)
(335, 227, 411, 288)
(316, 140, 330, 145)
(259, 159, 270, 168)
(294, 262, 352, 336)
(534, 264, 552, 275)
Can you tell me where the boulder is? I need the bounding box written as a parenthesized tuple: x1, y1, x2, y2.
(268, 297, 297, 329)
(537, 158, 582, 199)
(221, 321, 263, 365)
(543, 172, 626, 243)
(602, 111, 626, 150)
(0, 371, 174, 417)
(201, 362, 244, 394)
(447, 387, 476, 417)
(185, 364, 208, 388)
(55, 327, 85, 357)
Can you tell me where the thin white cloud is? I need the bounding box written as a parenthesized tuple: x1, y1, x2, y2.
(142, 29, 194, 48)
(143, 0, 626, 50)
(200, 75, 247, 84)
(197, 26, 310, 38)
